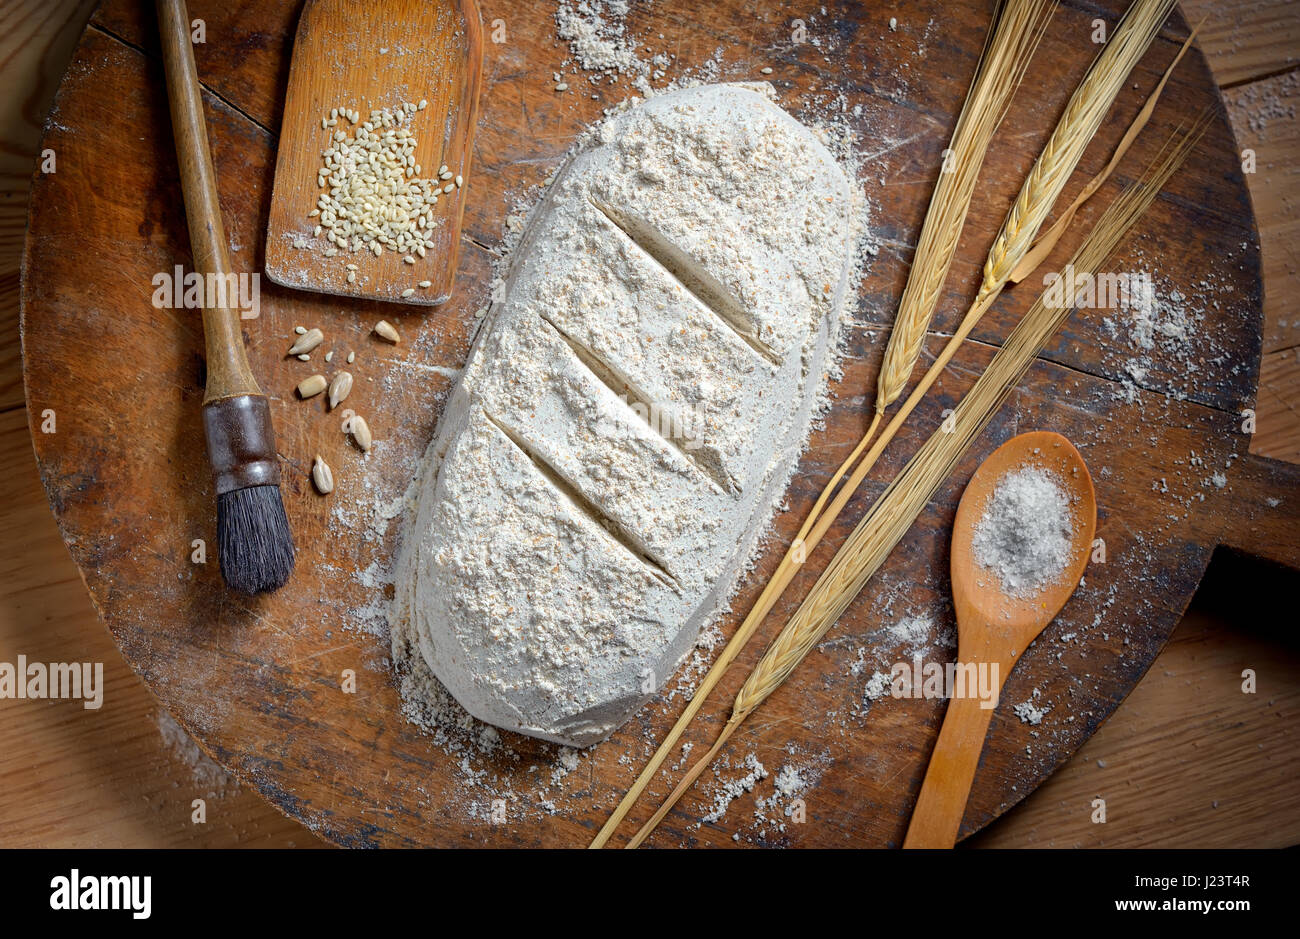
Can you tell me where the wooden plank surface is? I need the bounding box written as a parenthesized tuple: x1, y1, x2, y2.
(0, 0, 1296, 848)
(1181, 0, 1300, 86)
(971, 552, 1300, 848)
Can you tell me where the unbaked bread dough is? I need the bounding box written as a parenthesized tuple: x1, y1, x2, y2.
(392, 83, 862, 746)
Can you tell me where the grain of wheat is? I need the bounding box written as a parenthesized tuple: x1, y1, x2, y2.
(350, 415, 373, 452)
(288, 328, 323, 355)
(328, 371, 352, 409)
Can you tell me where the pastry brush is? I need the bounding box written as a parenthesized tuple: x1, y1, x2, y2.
(157, 0, 294, 593)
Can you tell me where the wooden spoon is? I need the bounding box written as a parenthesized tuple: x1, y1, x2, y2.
(903, 431, 1096, 848)
(264, 0, 483, 306)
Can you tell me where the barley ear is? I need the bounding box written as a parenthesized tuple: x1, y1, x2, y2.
(876, 0, 1057, 414)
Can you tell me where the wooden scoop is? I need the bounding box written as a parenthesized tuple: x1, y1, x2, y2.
(903, 431, 1096, 848)
(264, 0, 483, 306)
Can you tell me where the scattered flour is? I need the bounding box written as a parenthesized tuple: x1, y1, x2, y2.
(702, 752, 768, 823)
(887, 614, 934, 651)
(863, 669, 892, 702)
(155, 709, 237, 798)
(555, 1, 639, 74)
(1013, 688, 1050, 726)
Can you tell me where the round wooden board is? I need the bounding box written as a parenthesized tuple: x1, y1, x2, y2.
(21, 0, 1300, 848)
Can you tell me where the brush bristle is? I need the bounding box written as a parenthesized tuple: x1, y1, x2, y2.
(217, 485, 295, 594)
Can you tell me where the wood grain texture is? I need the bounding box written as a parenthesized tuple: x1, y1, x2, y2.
(970, 560, 1300, 848)
(0, 0, 100, 411)
(265, 0, 483, 305)
(0, 0, 1296, 849)
(0, 406, 313, 847)
(1256, 347, 1300, 462)
(1223, 70, 1300, 358)
(1179, 0, 1299, 86)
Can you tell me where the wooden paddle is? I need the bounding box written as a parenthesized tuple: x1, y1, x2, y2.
(904, 432, 1097, 848)
(264, 0, 483, 306)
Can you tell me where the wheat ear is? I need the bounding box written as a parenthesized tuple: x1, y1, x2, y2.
(625, 117, 1206, 848)
(875, 0, 1056, 415)
(787, 0, 1177, 623)
(753, 0, 1180, 583)
(586, 0, 1054, 850)
(1006, 15, 1203, 283)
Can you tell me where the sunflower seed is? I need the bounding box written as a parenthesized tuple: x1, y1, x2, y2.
(311, 454, 334, 494)
(288, 328, 324, 355)
(328, 370, 353, 409)
(297, 374, 327, 398)
(347, 350, 356, 364)
(350, 414, 373, 452)
(373, 320, 400, 343)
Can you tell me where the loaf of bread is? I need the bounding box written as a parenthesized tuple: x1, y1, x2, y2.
(393, 84, 862, 746)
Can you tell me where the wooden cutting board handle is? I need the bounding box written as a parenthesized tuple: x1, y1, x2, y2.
(1216, 451, 1300, 570)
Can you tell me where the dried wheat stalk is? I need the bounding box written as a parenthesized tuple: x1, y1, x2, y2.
(625, 117, 1206, 848)
(587, 0, 1054, 851)
(591, 0, 1177, 850)
(780, 0, 1177, 618)
(756, 0, 1180, 590)
(791, 0, 1182, 544)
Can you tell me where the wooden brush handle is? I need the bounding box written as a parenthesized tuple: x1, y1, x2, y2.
(156, 0, 262, 403)
(903, 688, 998, 848)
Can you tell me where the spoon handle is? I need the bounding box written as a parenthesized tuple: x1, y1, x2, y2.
(903, 690, 998, 848)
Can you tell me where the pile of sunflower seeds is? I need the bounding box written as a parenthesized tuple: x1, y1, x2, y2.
(310, 101, 445, 264)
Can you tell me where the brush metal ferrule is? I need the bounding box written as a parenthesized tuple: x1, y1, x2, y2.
(202, 393, 282, 495)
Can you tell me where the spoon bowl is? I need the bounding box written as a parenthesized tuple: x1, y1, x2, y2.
(950, 430, 1097, 662)
(904, 431, 1096, 848)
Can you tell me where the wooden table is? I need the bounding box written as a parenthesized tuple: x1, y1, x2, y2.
(0, 0, 1294, 842)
